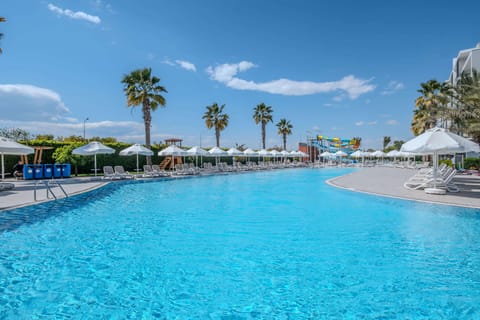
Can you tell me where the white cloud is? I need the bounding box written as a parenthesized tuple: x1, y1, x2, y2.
(161, 59, 176, 66)
(206, 61, 375, 98)
(386, 119, 398, 125)
(355, 120, 377, 126)
(47, 3, 101, 24)
(381, 80, 404, 95)
(175, 60, 197, 72)
(0, 84, 70, 121)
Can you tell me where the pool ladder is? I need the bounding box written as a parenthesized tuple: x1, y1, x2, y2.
(34, 180, 69, 201)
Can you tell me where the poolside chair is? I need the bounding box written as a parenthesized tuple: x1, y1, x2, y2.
(0, 182, 15, 192)
(404, 168, 459, 192)
(114, 166, 134, 179)
(102, 166, 122, 180)
(151, 165, 170, 177)
(142, 165, 159, 178)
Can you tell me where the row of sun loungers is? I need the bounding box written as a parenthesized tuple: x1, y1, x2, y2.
(403, 164, 459, 192)
(101, 160, 308, 180)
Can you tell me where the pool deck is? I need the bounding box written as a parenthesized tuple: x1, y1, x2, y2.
(327, 167, 480, 209)
(0, 177, 109, 211)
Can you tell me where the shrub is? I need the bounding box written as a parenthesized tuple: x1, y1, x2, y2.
(464, 158, 480, 170)
(439, 159, 453, 168)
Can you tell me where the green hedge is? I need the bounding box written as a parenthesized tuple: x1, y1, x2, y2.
(464, 158, 480, 170)
(3, 141, 243, 176)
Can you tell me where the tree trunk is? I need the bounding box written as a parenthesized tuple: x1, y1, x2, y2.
(283, 134, 287, 150)
(215, 126, 220, 147)
(143, 100, 152, 165)
(261, 123, 266, 149)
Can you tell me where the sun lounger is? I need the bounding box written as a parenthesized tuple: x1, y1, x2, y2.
(151, 165, 170, 176)
(0, 182, 15, 192)
(114, 166, 134, 179)
(404, 168, 459, 192)
(103, 166, 123, 180)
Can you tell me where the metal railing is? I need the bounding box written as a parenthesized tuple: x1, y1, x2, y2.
(34, 180, 69, 201)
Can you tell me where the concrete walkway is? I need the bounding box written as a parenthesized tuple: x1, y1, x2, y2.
(0, 177, 109, 211)
(327, 167, 480, 209)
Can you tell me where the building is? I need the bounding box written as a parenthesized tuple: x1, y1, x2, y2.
(449, 43, 480, 85)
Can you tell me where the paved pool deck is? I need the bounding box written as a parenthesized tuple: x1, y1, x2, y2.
(327, 167, 480, 209)
(0, 177, 109, 211)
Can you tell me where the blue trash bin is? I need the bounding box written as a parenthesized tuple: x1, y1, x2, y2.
(23, 165, 34, 180)
(62, 164, 71, 177)
(33, 164, 44, 179)
(53, 164, 63, 178)
(43, 164, 53, 178)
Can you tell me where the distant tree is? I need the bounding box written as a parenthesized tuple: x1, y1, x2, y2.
(253, 103, 273, 149)
(0, 127, 31, 141)
(52, 142, 86, 176)
(35, 134, 55, 141)
(90, 136, 118, 143)
(62, 135, 85, 142)
(392, 140, 405, 150)
(276, 118, 293, 150)
(0, 17, 5, 55)
(383, 136, 391, 151)
(202, 103, 229, 147)
(121, 67, 167, 165)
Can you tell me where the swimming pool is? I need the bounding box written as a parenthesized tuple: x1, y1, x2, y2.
(1, 168, 479, 318)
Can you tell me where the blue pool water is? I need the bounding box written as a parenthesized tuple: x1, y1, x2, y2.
(1, 168, 480, 318)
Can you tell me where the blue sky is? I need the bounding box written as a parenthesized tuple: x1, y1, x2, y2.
(1, 0, 480, 150)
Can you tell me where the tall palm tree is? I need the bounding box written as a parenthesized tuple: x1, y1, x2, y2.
(121, 68, 167, 165)
(383, 136, 391, 151)
(253, 103, 273, 149)
(203, 103, 229, 147)
(276, 118, 293, 150)
(0, 17, 6, 54)
(411, 79, 449, 135)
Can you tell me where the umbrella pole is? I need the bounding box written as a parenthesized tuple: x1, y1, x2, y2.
(94, 154, 97, 177)
(136, 153, 139, 173)
(1, 154, 4, 180)
(433, 152, 438, 189)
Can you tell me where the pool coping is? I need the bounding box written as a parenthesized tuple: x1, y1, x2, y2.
(326, 169, 480, 210)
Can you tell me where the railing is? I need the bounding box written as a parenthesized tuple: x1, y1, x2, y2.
(34, 180, 69, 201)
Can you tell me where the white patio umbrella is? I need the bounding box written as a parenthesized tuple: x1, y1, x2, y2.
(401, 127, 480, 193)
(371, 150, 385, 164)
(350, 150, 363, 158)
(280, 150, 290, 162)
(208, 146, 227, 165)
(243, 148, 258, 162)
(258, 149, 270, 161)
(371, 150, 385, 157)
(227, 147, 243, 156)
(227, 147, 243, 165)
(335, 150, 347, 157)
(119, 144, 153, 173)
(0, 136, 35, 180)
(72, 141, 115, 176)
(186, 146, 208, 167)
(269, 150, 280, 163)
(158, 145, 186, 169)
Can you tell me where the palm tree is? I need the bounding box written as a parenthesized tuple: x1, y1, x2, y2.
(383, 136, 391, 151)
(276, 118, 293, 150)
(203, 103, 229, 147)
(450, 71, 480, 139)
(253, 103, 273, 149)
(411, 79, 449, 135)
(0, 17, 6, 54)
(121, 68, 167, 165)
